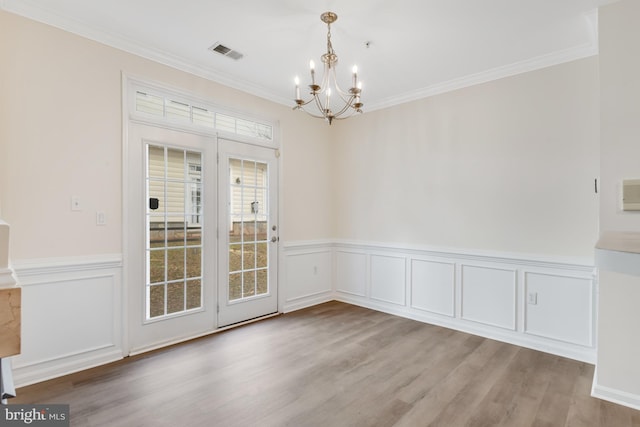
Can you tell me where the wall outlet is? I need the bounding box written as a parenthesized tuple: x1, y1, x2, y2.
(527, 292, 538, 305)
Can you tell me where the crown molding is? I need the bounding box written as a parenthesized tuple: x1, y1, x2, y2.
(365, 9, 600, 111)
(0, 0, 292, 106)
(1, 2, 599, 112)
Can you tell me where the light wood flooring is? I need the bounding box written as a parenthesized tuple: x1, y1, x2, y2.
(13, 301, 640, 426)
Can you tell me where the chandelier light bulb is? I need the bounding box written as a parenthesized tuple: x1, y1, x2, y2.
(352, 65, 358, 89)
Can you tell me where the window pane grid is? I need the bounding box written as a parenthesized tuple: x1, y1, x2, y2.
(228, 158, 269, 301)
(146, 144, 203, 319)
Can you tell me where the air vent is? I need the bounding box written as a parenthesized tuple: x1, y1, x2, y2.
(209, 43, 244, 60)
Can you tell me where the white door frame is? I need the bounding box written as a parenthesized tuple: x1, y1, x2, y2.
(122, 76, 283, 355)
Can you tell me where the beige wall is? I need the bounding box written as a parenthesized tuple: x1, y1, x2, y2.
(331, 58, 600, 259)
(1, 9, 602, 262)
(599, 0, 640, 233)
(0, 11, 331, 260)
(594, 0, 640, 405)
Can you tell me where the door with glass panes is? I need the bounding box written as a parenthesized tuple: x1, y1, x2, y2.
(217, 139, 279, 327)
(128, 123, 216, 354)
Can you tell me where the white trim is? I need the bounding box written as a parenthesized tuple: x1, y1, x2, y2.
(124, 74, 280, 148)
(0, 268, 17, 287)
(333, 239, 595, 271)
(12, 254, 122, 276)
(367, 38, 598, 112)
(286, 239, 596, 363)
(460, 264, 518, 331)
(595, 248, 640, 277)
(0, 1, 291, 107)
(9, 240, 599, 388)
(0, 2, 600, 112)
(592, 368, 640, 411)
(336, 293, 595, 363)
(13, 348, 123, 388)
(11, 255, 124, 387)
(282, 290, 333, 313)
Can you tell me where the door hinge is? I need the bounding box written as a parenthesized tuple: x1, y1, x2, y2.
(217, 303, 219, 314)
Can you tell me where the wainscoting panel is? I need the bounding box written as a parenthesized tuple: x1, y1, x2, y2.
(461, 265, 517, 330)
(328, 241, 596, 362)
(335, 251, 367, 297)
(10, 242, 598, 388)
(524, 271, 593, 347)
(410, 259, 455, 317)
(10, 256, 123, 387)
(282, 244, 333, 312)
(370, 255, 406, 306)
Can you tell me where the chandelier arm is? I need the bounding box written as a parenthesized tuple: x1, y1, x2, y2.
(312, 93, 328, 116)
(332, 98, 357, 118)
(329, 70, 352, 98)
(296, 104, 331, 119)
(333, 87, 355, 105)
(293, 97, 318, 110)
(292, 11, 363, 125)
(332, 112, 358, 121)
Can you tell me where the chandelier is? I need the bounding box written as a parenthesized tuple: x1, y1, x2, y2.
(293, 12, 363, 125)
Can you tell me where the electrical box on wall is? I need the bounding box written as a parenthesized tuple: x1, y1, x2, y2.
(622, 179, 640, 211)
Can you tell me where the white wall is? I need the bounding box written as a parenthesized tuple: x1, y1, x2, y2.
(331, 58, 600, 260)
(593, 0, 640, 410)
(599, 0, 640, 234)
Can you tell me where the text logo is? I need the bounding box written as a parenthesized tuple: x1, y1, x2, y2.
(1, 405, 69, 426)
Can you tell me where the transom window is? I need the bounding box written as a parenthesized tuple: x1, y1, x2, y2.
(135, 90, 273, 142)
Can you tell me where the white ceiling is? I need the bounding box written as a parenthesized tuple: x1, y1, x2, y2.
(1, 0, 617, 111)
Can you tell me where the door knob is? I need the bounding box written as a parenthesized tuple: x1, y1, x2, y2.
(271, 236, 278, 243)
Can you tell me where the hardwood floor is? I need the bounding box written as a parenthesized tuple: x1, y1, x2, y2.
(13, 301, 640, 426)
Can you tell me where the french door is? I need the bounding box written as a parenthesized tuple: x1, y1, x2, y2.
(217, 139, 279, 327)
(127, 124, 279, 353)
(127, 124, 216, 354)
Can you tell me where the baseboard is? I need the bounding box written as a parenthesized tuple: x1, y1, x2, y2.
(592, 369, 640, 411)
(10, 254, 124, 388)
(9, 242, 596, 389)
(13, 347, 123, 388)
(283, 291, 333, 313)
(281, 239, 597, 363)
(335, 294, 595, 363)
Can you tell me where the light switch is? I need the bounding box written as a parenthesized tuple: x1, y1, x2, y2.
(96, 211, 106, 226)
(71, 196, 82, 211)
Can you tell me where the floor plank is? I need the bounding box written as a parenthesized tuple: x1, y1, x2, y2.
(11, 301, 640, 426)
